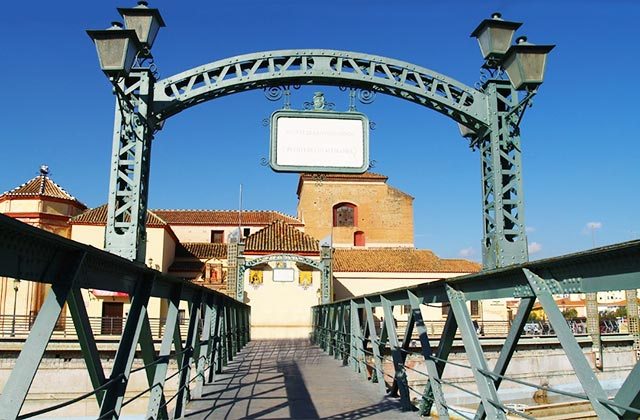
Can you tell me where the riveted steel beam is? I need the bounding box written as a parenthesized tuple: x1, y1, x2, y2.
(350, 300, 368, 378)
(0, 251, 85, 419)
(364, 298, 387, 394)
(407, 291, 449, 418)
(523, 268, 619, 418)
(105, 71, 154, 262)
(154, 50, 489, 129)
(67, 287, 107, 406)
(99, 273, 154, 419)
(446, 285, 506, 419)
(475, 296, 534, 420)
(480, 80, 529, 269)
(146, 284, 181, 420)
(381, 296, 412, 411)
(174, 292, 203, 418)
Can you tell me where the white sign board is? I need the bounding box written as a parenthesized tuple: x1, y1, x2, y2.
(270, 110, 369, 173)
(273, 268, 295, 282)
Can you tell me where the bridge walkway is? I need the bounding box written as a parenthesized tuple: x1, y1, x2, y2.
(185, 339, 418, 419)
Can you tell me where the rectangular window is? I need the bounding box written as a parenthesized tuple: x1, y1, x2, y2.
(243, 228, 251, 238)
(470, 300, 479, 317)
(211, 230, 224, 243)
(101, 302, 123, 335)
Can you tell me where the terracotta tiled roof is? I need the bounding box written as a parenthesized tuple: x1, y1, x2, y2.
(69, 204, 167, 227)
(245, 220, 319, 254)
(168, 260, 204, 273)
(151, 210, 302, 226)
(333, 248, 481, 273)
(1, 174, 86, 208)
(176, 242, 227, 259)
(297, 172, 388, 196)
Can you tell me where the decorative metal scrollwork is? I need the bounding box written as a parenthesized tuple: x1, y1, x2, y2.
(368, 160, 377, 170)
(264, 86, 284, 101)
(264, 85, 301, 109)
(262, 117, 270, 127)
(357, 89, 376, 104)
(259, 157, 269, 167)
(369, 121, 376, 130)
(134, 47, 160, 80)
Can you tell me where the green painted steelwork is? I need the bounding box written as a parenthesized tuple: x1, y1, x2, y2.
(98, 12, 544, 271)
(237, 247, 332, 304)
(0, 214, 250, 419)
(312, 240, 640, 417)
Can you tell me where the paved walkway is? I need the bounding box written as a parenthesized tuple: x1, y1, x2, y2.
(185, 339, 419, 419)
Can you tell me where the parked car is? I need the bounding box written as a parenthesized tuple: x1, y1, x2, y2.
(524, 322, 541, 335)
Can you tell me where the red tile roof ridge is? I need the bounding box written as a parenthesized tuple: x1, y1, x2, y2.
(1, 174, 86, 208)
(245, 219, 319, 253)
(70, 204, 168, 227)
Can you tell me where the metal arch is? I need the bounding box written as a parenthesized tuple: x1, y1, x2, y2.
(241, 253, 323, 270)
(152, 49, 489, 129)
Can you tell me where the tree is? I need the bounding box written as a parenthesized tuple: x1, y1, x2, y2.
(562, 308, 578, 319)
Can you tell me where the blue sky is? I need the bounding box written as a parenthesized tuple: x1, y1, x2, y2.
(1, 1, 638, 262)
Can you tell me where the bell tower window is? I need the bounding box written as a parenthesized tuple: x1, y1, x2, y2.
(333, 203, 357, 227)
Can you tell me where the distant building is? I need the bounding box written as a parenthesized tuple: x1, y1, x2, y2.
(0, 166, 86, 327)
(297, 172, 414, 248)
(1, 168, 484, 339)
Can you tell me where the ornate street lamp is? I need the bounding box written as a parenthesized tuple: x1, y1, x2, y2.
(118, 1, 166, 52)
(86, 22, 141, 78)
(457, 123, 476, 139)
(502, 36, 555, 91)
(470, 12, 522, 66)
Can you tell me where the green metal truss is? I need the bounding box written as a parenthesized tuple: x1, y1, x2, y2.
(103, 49, 534, 271)
(0, 214, 250, 419)
(312, 239, 640, 418)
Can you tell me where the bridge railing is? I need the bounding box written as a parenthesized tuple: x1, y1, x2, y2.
(312, 240, 640, 419)
(0, 213, 250, 419)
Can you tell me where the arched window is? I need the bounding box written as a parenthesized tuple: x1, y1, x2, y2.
(354, 231, 365, 246)
(333, 203, 357, 227)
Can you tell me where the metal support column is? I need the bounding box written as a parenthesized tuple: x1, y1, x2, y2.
(105, 71, 155, 262)
(235, 243, 245, 302)
(480, 80, 529, 269)
(320, 244, 333, 304)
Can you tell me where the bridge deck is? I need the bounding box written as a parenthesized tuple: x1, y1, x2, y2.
(185, 339, 418, 419)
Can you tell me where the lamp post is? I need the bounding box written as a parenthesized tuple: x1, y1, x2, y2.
(10, 279, 20, 337)
(463, 12, 554, 269)
(86, 1, 165, 263)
